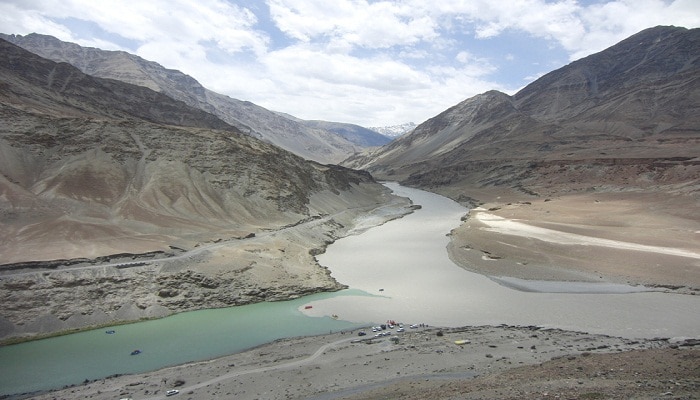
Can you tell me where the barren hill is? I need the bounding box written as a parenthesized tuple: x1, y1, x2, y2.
(0, 39, 409, 341)
(345, 26, 699, 200)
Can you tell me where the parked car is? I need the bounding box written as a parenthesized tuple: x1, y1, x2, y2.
(166, 389, 180, 396)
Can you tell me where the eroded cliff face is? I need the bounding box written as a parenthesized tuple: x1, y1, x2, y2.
(0, 39, 412, 342)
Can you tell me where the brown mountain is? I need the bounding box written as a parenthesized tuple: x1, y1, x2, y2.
(1, 33, 372, 163)
(345, 26, 700, 292)
(0, 39, 407, 340)
(345, 25, 699, 201)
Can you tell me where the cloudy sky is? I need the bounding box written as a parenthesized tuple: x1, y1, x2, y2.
(2, 0, 699, 127)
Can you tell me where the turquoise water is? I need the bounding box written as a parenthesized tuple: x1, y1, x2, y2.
(0, 290, 370, 396)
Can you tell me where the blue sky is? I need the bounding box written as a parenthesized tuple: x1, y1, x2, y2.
(1, 0, 699, 126)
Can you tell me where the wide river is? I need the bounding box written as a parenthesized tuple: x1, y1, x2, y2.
(305, 183, 700, 338)
(2, 183, 699, 396)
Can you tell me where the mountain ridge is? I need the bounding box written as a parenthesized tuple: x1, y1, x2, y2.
(0, 32, 373, 164)
(345, 25, 699, 200)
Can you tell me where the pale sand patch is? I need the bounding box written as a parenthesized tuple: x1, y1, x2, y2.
(473, 211, 700, 259)
(447, 191, 700, 291)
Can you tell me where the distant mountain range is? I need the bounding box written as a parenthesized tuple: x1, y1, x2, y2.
(0, 33, 390, 164)
(274, 113, 392, 147)
(367, 122, 417, 138)
(345, 26, 699, 202)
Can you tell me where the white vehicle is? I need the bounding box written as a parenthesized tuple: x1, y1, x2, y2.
(166, 389, 180, 396)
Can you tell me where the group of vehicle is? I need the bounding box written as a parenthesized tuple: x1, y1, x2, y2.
(119, 389, 179, 398)
(357, 322, 424, 337)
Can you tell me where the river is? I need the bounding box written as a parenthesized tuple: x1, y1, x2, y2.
(0, 291, 368, 396)
(2, 183, 699, 396)
(304, 183, 700, 339)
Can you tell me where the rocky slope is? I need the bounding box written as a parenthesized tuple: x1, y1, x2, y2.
(0, 33, 366, 164)
(345, 26, 700, 201)
(0, 39, 411, 341)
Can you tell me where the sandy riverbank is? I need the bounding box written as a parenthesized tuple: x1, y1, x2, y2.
(447, 191, 700, 294)
(20, 325, 698, 400)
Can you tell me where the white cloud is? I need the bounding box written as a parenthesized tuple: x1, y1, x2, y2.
(1, 0, 699, 126)
(268, 0, 439, 50)
(0, 1, 77, 41)
(570, 0, 700, 59)
(264, 45, 431, 91)
(421, 0, 700, 61)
